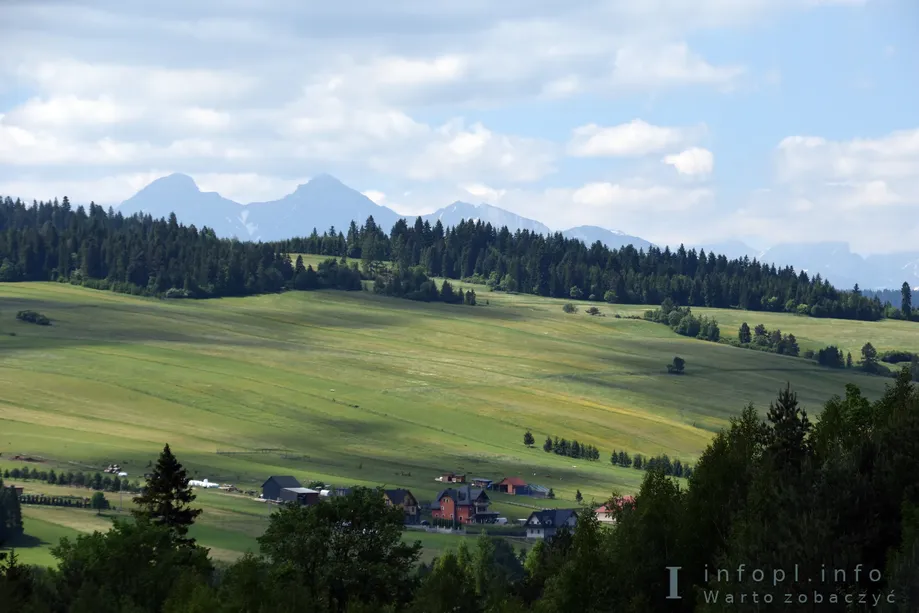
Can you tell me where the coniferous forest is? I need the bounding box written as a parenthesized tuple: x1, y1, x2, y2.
(0, 195, 903, 322)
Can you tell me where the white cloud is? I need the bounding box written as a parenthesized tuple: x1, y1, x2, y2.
(0, 0, 881, 250)
(710, 128, 919, 253)
(663, 147, 714, 176)
(369, 119, 556, 183)
(362, 190, 387, 204)
(194, 173, 310, 203)
(462, 183, 507, 202)
(776, 128, 919, 183)
(610, 44, 745, 89)
(567, 120, 702, 157)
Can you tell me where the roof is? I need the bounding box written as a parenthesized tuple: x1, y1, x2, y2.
(283, 487, 319, 494)
(435, 485, 489, 507)
(471, 478, 492, 483)
(262, 476, 302, 489)
(497, 477, 528, 487)
(529, 484, 550, 493)
(383, 489, 415, 506)
(527, 509, 578, 528)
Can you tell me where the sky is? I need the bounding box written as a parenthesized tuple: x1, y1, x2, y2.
(0, 0, 917, 254)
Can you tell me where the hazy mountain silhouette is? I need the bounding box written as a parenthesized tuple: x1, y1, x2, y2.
(117, 174, 919, 289)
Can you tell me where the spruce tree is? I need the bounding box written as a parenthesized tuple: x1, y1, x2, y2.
(523, 431, 535, 447)
(903, 282, 912, 320)
(132, 444, 202, 545)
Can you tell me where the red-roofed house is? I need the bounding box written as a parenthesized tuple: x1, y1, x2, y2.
(596, 495, 635, 525)
(494, 477, 530, 496)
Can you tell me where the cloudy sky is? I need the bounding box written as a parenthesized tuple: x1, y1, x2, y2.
(1, 0, 917, 254)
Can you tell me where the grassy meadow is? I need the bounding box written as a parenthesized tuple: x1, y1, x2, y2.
(1, 268, 915, 565)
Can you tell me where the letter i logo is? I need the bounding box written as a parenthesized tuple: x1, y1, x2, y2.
(666, 567, 682, 599)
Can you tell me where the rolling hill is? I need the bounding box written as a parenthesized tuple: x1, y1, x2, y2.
(2, 274, 915, 564)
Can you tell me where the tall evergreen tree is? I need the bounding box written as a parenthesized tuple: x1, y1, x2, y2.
(904, 281, 913, 320)
(132, 444, 202, 545)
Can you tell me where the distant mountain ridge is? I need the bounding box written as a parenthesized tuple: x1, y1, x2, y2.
(117, 173, 919, 290)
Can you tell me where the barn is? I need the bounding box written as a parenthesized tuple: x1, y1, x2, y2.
(261, 476, 302, 501)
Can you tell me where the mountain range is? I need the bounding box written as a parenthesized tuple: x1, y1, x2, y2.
(118, 173, 919, 291)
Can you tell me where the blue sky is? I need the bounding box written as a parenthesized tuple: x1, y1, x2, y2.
(0, 0, 916, 253)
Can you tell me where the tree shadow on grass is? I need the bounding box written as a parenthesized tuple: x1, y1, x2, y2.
(4, 533, 46, 550)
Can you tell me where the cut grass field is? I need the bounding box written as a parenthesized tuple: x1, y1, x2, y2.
(1, 275, 914, 565)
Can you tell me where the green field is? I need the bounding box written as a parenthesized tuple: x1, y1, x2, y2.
(1, 278, 913, 565)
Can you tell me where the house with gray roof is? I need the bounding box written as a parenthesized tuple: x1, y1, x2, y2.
(261, 476, 302, 501)
(525, 508, 579, 540)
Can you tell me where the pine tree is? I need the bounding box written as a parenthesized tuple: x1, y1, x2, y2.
(543, 436, 552, 453)
(738, 322, 752, 344)
(132, 444, 202, 545)
(523, 431, 535, 447)
(575, 490, 583, 504)
(903, 282, 912, 320)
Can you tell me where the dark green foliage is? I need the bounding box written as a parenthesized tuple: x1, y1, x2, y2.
(562, 303, 577, 314)
(585, 306, 601, 316)
(668, 356, 686, 374)
(646, 302, 721, 342)
(258, 486, 421, 612)
(50, 520, 213, 613)
(881, 350, 919, 364)
(861, 341, 879, 372)
(903, 281, 913, 320)
(132, 444, 202, 546)
(0, 477, 24, 544)
(15, 311, 50, 326)
(737, 322, 751, 344)
(90, 492, 108, 515)
(373, 266, 469, 306)
(544, 435, 600, 461)
(737, 322, 800, 356)
(0, 196, 888, 320)
(523, 431, 535, 447)
(816, 344, 846, 368)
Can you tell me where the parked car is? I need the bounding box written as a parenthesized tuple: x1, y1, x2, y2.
(420, 520, 430, 526)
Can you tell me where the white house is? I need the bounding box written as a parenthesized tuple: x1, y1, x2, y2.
(525, 509, 578, 540)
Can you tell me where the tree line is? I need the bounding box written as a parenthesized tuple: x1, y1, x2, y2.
(282, 214, 890, 322)
(3, 467, 142, 494)
(643, 299, 722, 342)
(866, 283, 917, 321)
(5, 369, 919, 610)
(539, 435, 600, 461)
(1, 196, 904, 322)
(609, 450, 694, 478)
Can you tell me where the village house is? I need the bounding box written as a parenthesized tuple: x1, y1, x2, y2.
(470, 478, 492, 489)
(595, 495, 635, 525)
(525, 509, 579, 540)
(261, 476, 302, 501)
(279, 487, 320, 506)
(383, 489, 420, 524)
(436, 472, 466, 484)
(431, 485, 498, 524)
(494, 476, 530, 496)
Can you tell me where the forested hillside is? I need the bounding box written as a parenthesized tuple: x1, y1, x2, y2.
(0, 195, 903, 322)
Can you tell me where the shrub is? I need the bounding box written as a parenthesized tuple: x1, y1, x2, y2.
(667, 356, 686, 375)
(586, 306, 601, 316)
(562, 303, 578, 314)
(16, 310, 51, 325)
